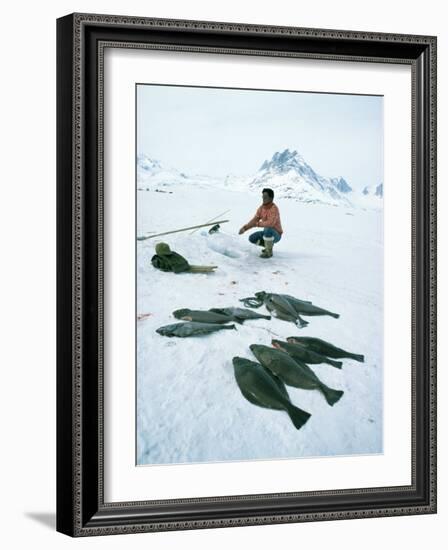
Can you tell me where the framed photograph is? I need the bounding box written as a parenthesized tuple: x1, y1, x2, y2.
(56, 13, 437, 537)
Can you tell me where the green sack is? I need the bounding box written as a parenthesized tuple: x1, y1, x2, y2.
(151, 251, 191, 273)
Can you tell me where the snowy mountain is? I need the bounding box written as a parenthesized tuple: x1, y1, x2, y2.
(137, 149, 384, 209)
(248, 149, 353, 206)
(362, 183, 383, 198)
(347, 182, 384, 211)
(137, 154, 186, 189)
(331, 176, 352, 194)
(137, 155, 162, 173)
(137, 154, 220, 190)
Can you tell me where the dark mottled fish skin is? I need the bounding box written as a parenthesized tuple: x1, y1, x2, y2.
(156, 321, 236, 337)
(286, 336, 364, 362)
(281, 296, 340, 319)
(256, 291, 338, 319)
(272, 339, 343, 369)
(172, 308, 233, 324)
(278, 294, 313, 305)
(232, 357, 311, 430)
(249, 344, 343, 406)
(255, 291, 311, 307)
(209, 307, 271, 323)
(254, 292, 308, 328)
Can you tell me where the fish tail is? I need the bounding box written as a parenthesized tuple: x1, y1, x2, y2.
(286, 404, 311, 430)
(224, 324, 237, 330)
(350, 353, 365, 362)
(329, 312, 340, 319)
(321, 385, 344, 406)
(328, 358, 343, 369)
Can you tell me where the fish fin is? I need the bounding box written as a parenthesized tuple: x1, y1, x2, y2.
(329, 359, 343, 369)
(321, 386, 344, 406)
(286, 404, 311, 430)
(352, 354, 365, 362)
(294, 314, 309, 327)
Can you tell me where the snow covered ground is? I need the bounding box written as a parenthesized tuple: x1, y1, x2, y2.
(136, 184, 383, 465)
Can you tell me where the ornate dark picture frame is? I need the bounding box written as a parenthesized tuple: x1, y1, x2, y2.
(56, 13, 437, 537)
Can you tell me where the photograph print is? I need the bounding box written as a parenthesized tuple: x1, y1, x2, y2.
(136, 83, 384, 466)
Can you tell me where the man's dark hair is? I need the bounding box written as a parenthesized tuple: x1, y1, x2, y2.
(262, 188, 274, 200)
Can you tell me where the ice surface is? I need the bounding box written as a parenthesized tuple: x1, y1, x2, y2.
(136, 183, 383, 465)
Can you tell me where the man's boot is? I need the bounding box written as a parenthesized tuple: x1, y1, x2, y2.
(255, 237, 265, 247)
(260, 236, 274, 258)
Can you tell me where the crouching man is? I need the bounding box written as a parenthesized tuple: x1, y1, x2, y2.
(238, 188, 283, 258)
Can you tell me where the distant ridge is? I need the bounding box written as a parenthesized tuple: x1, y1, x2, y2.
(137, 149, 382, 208)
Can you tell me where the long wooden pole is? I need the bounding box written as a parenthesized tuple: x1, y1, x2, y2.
(189, 209, 231, 234)
(137, 219, 230, 241)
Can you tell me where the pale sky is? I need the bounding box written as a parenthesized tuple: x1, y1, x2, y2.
(137, 83, 383, 190)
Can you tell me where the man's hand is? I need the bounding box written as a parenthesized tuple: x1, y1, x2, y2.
(238, 226, 246, 235)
